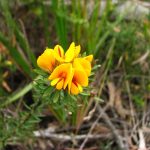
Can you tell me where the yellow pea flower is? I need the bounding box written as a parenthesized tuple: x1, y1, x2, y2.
(48, 63, 73, 90)
(68, 69, 88, 95)
(73, 57, 92, 77)
(53, 42, 81, 63)
(37, 48, 56, 72)
(37, 42, 93, 95)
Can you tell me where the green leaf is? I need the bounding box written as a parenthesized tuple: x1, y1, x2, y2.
(80, 92, 90, 96)
(34, 69, 48, 77)
(51, 91, 60, 103)
(43, 86, 54, 98)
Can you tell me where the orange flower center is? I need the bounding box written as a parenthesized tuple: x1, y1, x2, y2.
(72, 77, 78, 86)
(59, 72, 66, 79)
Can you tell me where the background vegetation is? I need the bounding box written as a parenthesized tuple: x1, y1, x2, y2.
(0, 0, 150, 149)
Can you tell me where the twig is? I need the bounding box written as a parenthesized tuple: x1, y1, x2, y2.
(138, 129, 146, 150)
(33, 130, 112, 141)
(79, 105, 109, 150)
(98, 105, 129, 150)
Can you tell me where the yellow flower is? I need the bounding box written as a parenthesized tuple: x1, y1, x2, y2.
(37, 48, 55, 72)
(68, 69, 88, 95)
(48, 63, 73, 90)
(37, 42, 94, 95)
(53, 42, 80, 63)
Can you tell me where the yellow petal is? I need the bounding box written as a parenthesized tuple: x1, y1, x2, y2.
(54, 45, 64, 57)
(70, 82, 79, 95)
(77, 83, 83, 92)
(37, 48, 55, 72)
(54, 45, 65, 62)
(80, 59, 91, 76)
(73, 58, 91, 76)
(74, 45, 81, 58)
(68, 68, 75, 93)
(65, 42, 75, 62)
(56, 79, 64, 90)
(73, 58, 83, 71)
(63, 64, 73, 89)
(74, 69, 88, 87)
(51, 78, 60, 86)
(84, 55, 93, 62)
(69, 70, 86, 95)
(48, 64, 67, 80)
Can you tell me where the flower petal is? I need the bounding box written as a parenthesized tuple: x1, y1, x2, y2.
(48, 64, 67, 80)
(56, 79, 64, 90)
(70, 82, 79, 95)
(74, 69, 88, 87)
(77, 83, 83, 92)
(51, 78, 60, 86)
(54, 45, 65, 62)
(63, 64, 73, 89)
(73, 58, 91, 76)
(37, 48, 55, 72)
(84, 55, 93, 62)
(65, 42, 75, 62)
(68, 68, 74, 93)
(74, 45, 81, 58)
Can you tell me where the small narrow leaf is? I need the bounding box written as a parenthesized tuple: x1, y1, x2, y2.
(51, 91, 60, 103)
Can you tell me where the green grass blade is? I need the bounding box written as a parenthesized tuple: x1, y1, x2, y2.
(0, 83, 33, 108)
(14, 27, 37, 68)
(0, 0, 37, 68)
(51, 0, 68, 49)
(41, 2, 51, 47)
(0, 32, 33, 78)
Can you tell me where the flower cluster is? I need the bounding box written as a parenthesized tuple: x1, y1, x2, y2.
(37, 42, 93, 95)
